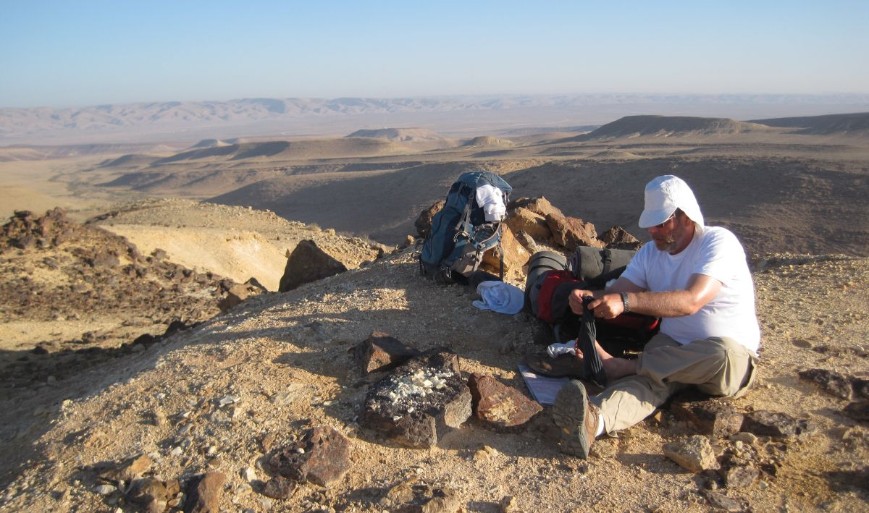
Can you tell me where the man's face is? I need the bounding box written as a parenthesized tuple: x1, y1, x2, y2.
(647, 213, 692, 254)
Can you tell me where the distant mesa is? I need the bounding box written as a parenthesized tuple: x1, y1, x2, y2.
(346, 127, 445, 142)
(582, 115, 764, 139)
(589, 149, 641, 160)
(126, 138, 401, 167)
(462, 135, 514, 147)
(750, 112, 869, 135)
(98, 153, 157, 168)
(189, 138, 232, 149)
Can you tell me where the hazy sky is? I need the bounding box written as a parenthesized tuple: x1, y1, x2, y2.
(2, 0, 868, 108)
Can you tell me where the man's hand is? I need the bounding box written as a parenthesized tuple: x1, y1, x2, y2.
(586, 294, 626, 319)
(568, 288, 596, 315)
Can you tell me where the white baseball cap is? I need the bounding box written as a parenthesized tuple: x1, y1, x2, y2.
(638, 175, 705, 229)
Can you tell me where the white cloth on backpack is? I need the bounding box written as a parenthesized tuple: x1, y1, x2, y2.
(472, 281, 524, 315)
(475, 184, 507, 222)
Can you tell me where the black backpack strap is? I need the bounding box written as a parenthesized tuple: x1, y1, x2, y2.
(453, 185, 475, 241)
(577, 296, 607, 387)
(497, 223, 504, 280)
(600, 248, 613, 275)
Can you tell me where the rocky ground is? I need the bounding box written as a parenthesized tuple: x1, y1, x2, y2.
(0, 208, 242, 393)
(0, 199, 866, 513)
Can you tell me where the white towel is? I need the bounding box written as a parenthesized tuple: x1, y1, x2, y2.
(475, 184, 507, 222)
(472, 281, 524, 315)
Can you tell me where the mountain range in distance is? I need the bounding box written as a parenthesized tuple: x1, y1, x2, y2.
(2, 94, 869, 146)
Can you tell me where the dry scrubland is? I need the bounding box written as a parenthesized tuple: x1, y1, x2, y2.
(0, 114, 867, 512)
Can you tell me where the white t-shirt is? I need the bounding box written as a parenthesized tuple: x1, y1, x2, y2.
(620, 226, 761, 353)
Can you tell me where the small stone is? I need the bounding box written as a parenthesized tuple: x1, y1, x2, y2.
(352, 331, 422, 375)
(473, 445, 499, 461)
(267, 425, 353, 486)
(260, 476, 296, 500)
(499, 495, 518, 513)
(725, 465, 760, 489)
(183, 471, 226, 513)
(94, 484, 116, 495)
(663, 435, 719, 473)
(844, 400, 869, 422)
(670, 399, 744, 438)
(219, 395, 240, 407)
(729, 432, 758, 445)
(798, 368, 854, 399)
(703, 490, 748, 512)
(99, 453, 153, 484)
(260, 432, 277, 453)
(742, 410, 816, 439)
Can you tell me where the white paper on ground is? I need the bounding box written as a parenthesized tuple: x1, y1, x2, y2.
(518, 363, 569, 406)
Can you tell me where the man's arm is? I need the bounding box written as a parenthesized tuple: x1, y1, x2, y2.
(567, 276, 643, 315)
(570, 274, 722, 319)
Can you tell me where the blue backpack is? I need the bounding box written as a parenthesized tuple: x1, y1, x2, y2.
(419, 171, 512, 284)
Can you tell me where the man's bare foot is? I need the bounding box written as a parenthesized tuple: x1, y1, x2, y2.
(572, 340, 639, 380)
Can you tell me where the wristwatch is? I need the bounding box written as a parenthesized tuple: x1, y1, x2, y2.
(619, 292, 630, 313)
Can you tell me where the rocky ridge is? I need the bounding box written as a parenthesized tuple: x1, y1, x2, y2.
(0, 208, 249, 391)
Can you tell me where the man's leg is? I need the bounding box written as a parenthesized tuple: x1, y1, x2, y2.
(636, 335, 756, 397)
(596, 334, 755, 433)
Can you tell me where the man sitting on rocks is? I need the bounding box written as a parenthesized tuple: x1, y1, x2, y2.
(553, 175, 760, 458)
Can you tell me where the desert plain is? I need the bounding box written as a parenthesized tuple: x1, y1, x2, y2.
(0, 107, 867, 512)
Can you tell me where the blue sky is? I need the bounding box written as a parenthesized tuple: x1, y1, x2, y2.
(2, 1, 868, 108)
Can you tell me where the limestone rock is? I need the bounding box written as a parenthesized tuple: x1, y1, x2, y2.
(480, 224, 530, 282)
(278, 239, 348, 292)
(509, 197, 563, 219)
(545, 213, 603, 251)
(504, 207, 552, 244)
(598, 225, 642, 250)
(663, 435, 719, 473)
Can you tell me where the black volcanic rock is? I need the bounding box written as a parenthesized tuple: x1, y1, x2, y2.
(361, 350, 472, 448)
